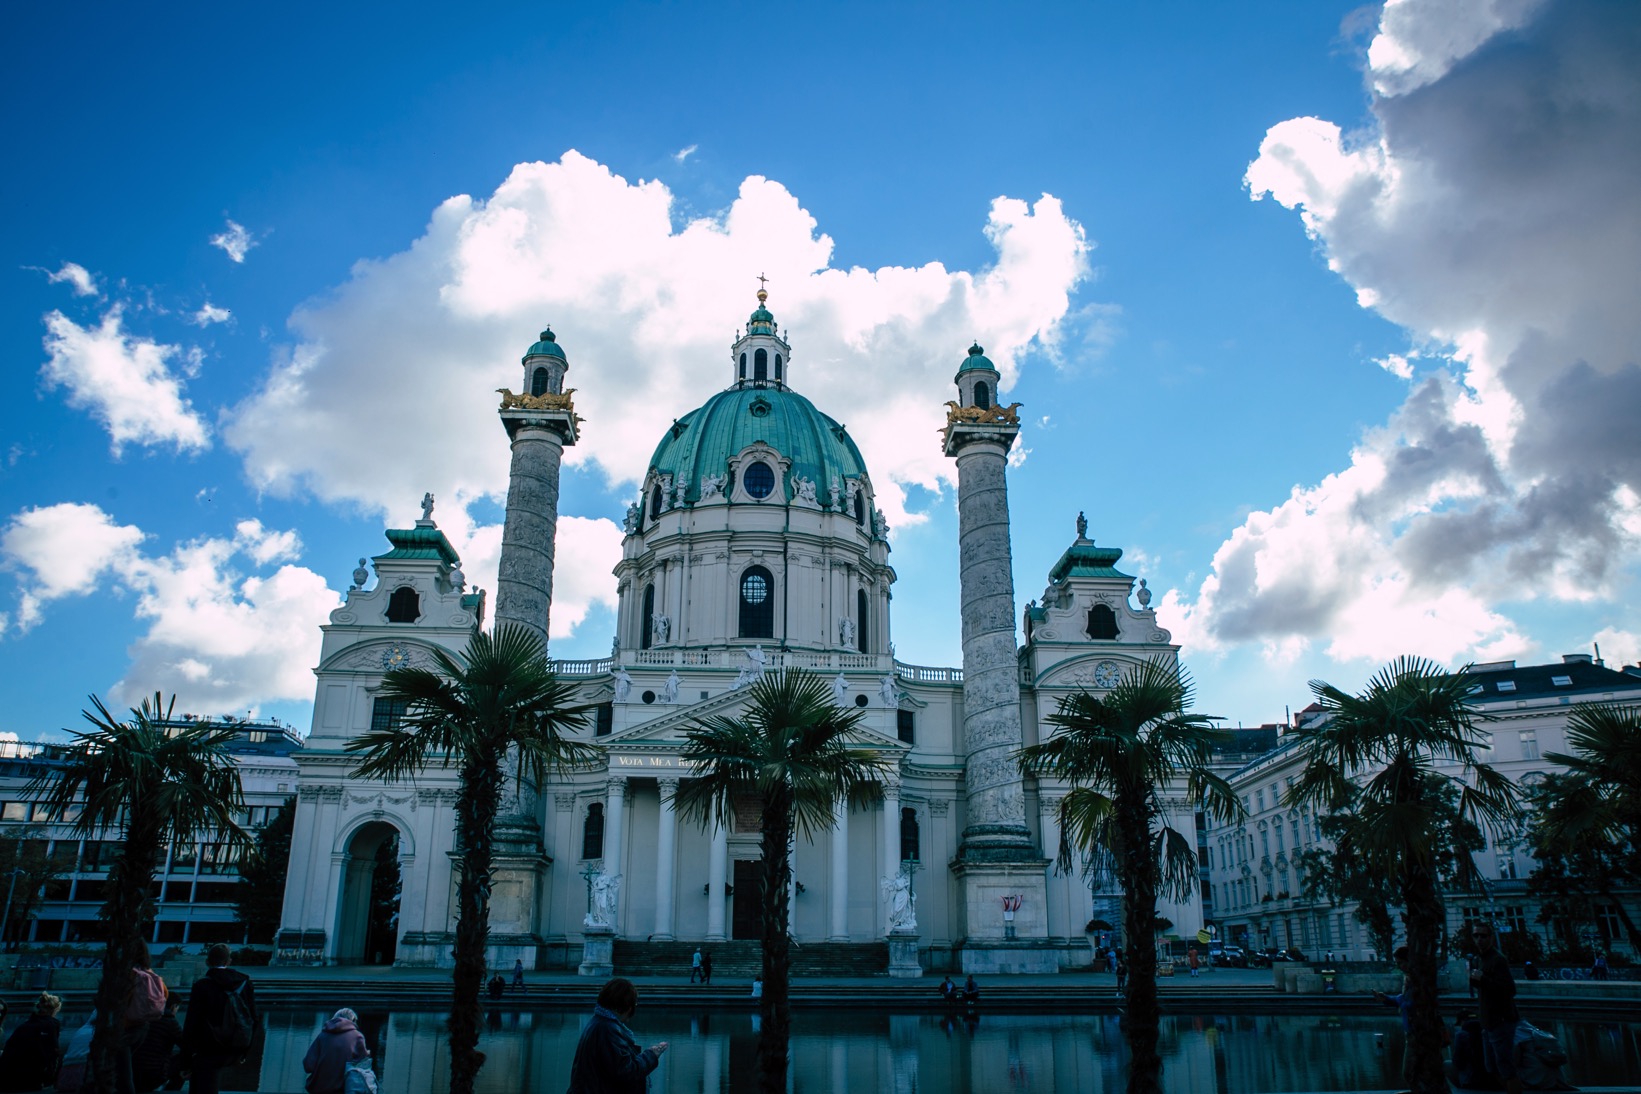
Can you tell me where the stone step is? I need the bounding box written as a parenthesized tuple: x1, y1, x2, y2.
(613, 940, 889, 978)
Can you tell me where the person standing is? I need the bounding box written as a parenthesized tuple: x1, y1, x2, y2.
(1373, 947, 1415, 1085)
(513, 957, 526, 995)
(566, 977, 668, 1093)
(302, 1008, 371, 1094)
(1591, 951, 1608, 981)
(1115, 950, 1128, 997)
(131, 990, 184, 1093)
(1188, 946, 1200, 978)
(689, 948, 703, 984)
(180, 943, 259, 1094)
(0, 992, 63, 1092)
(699, 951, 712, 986)
(1469, 924, 1522, 1094)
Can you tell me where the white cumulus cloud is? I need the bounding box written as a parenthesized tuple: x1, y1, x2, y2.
(40, 307, 211, 454)
(46, 262, 99, 297)
(673, 144, 698, 164)
(226, 151, 1094, 637)
(1183, 0, 1641, 671)
(210, 219, 257, 263)
(192, 302, 232, 326)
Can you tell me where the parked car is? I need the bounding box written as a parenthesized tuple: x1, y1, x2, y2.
(1215, 945, 1247, 967)
(1249, 949, 1284, 967)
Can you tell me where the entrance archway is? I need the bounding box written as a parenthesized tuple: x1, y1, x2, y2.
(335, 821, 402, 965)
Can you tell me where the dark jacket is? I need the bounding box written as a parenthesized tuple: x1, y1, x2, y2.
(1474, 949, 1517, 1031)
(566, 1006, 660, 1094)
(0, 1013, 62, 1092)
(132, 1014, 183, 1092)
(302, 1016, 369, 1094)
(182, 966, 258, 1061)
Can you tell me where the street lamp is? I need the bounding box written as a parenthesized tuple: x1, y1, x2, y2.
(1, 867, 24, 953)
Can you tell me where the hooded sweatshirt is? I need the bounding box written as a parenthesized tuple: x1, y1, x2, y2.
(303, 1017, 369, 1094)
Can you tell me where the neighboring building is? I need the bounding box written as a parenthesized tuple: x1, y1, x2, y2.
(277, 292, 1205, 973)
(1201, 656, 1641, 959)
(0, 720, 301, 948)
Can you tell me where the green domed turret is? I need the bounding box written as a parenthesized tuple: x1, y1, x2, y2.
(954, 341, 996, 381)
(524, 327, 567, 361)
(747, 288, 777, 335)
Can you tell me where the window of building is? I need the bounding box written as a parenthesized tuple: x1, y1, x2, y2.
(1496, 680, 1517, 692)
(1504, 906, 1528, 937)
(641, 584, 656, 649)
(171, 841, 198, 872)
(743, 461, 775, 499)
(582, 803, 605, 860)
(1256, 789, 1265, 812)
(371, 697, 410, 735)
(1519, 730, 1539, 760)
(899, 807, 920, 862)
(1, 801, 28, 822)
(775, 354, 783, 382)
(1551, 674, 1572, 687)
(856, 589, 869, 653)
(1260, 830, 1269, 856)
(385, 586, 420, 624)
(754, 348, 768, 382)
(896, 708, 915, 744)
(1274, 826, 1283, 853)
(531, 367, 550, 397)
(739, 566, 774, 638)
(1597, 903, 1624, 942)
(1291, 818, 1301, 846)
(650, 484, 663, 522)
(973, 381, 990, 409)
(1085, 603, 1119, 640)
(739, 352, 747, 380)
(594, 702, 613, 737)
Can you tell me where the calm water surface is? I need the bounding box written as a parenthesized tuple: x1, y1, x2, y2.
(46, 1007, 1641, 1092)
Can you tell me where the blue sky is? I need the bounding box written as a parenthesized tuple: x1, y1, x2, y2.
(4, 1, 1637, 739)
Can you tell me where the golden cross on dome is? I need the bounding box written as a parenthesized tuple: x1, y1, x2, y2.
(757, 272, 769, 291)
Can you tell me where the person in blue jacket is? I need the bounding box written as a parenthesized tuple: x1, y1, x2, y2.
(567, 978, 669, 1093)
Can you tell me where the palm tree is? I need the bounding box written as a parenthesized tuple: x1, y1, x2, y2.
(1531, 702, 1641, 948)
(27, 693, 245, 1094)
(1015, 658, 1240, 1094)
(346, 624, 595, 1094)
(1291, 656, 1520, 1094)
(672, 668, 891, 1094)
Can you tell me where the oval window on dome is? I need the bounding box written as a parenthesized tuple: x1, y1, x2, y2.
(744, 462, 775, 499)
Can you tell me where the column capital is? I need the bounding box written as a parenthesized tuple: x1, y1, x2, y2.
(606, 775, 629, 799)
(657, 777, 680, 795)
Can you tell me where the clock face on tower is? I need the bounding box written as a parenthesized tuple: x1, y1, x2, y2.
(381, 644, 413, 671)
(1092, 660, 1121, 689)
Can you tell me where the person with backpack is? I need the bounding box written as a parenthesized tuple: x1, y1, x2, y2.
(117, 940, 170, 1094)
(180, 943, 259, 1094)
(131, 990, 184, 1093)
(302, 1008, 372, 1094)
(0, 992, 63, 1092)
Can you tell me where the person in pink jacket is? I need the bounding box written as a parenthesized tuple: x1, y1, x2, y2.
(302, 1008, 370, 1094)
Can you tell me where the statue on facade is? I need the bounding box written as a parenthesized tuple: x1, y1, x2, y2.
(656, 474, 673, 513)
(1076, 510, 1088, 539)
(652, 613, 671, 644)
(700, 472, 727, 499)
(733, 645, 769, 690)
(663, 669, 680, 705)
(831, 673, 849, 706)
(420, 492, 435, 522)
(872, 511, 889, 539)
(791, 475, 818, 504)
(828, 476, 842, 509)
(881, 869, 917, 933)
(839, 616, 856, 649)
(612, 666, 633, 703)
(586, 871, 622, 928)
(623, 502, 641, 534)
(674, 478, 688, 509)
(879, 675, 899, 707)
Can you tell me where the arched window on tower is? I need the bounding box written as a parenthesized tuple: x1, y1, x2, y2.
(754, 348, 768, 383)
(641, 584, 656, 649)
(974, 381, 991, 409)
(531, 367, 550, 397)
(774, 354, 783, 382)
(385, 587, 420, 623)
(739, 352, 747, 381)
(856, 588, 869, 654)
(1087, 603, 1120, 640)
(854, 492, 866, 525)
(582, 803, 605, 860)
(739, 565, 774, 638)
(650, 484, 663, 525)
(900, 807, 920, 863)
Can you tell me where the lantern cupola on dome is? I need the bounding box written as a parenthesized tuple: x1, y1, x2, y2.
(730, 278, 792, 391)
(520, 326, 569, 398)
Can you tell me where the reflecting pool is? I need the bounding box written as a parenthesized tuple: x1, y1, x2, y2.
(155, 1008, 1641, 1092)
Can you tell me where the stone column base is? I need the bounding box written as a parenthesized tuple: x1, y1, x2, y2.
(887, 931, 924, 978)
(579, 926, 615, 978)
(955, 938, 1064, 975)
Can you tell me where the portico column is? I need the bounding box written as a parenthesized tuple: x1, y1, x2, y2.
(706, 820, 728, 942)
(603, 776, 627, 894)
(881, 773, 902, 893)
(829, 797, 849, 941)
(654, 778, 679, 941)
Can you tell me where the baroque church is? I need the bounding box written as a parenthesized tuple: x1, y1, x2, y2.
(276, 289, 1203, 974)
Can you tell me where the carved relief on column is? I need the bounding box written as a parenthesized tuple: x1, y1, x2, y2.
(928, 799, 950, 817)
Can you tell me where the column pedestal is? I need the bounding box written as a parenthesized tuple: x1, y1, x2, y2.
(951, 860, 1056, 974)
(887, 929, 923, 978)
(579, 925, 614, 978)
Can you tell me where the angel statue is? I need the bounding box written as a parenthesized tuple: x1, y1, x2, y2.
(586, 871, 623, 928)
(881, 870, 917, 933)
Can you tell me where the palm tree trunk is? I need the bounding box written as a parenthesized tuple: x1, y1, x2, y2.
(1400, 863, 1449, 1094)
(1118, 795, 1163, 1094)
(757, 789, 794, 1094)
(448, 753, 503, 1094)
(90, 816, 164, 1094)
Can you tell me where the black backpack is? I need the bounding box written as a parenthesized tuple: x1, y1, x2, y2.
(211, 979, 255, 1052)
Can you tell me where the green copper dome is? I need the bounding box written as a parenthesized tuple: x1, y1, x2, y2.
(647, 386, 871, 505)
(523, 327, 567, 361)
(954, 341, 996, 380)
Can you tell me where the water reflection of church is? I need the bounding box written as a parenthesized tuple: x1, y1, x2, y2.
(275, 291, 1204, 973)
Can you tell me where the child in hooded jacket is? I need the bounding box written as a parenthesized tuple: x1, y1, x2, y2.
(302, 1008, 370, 1094)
